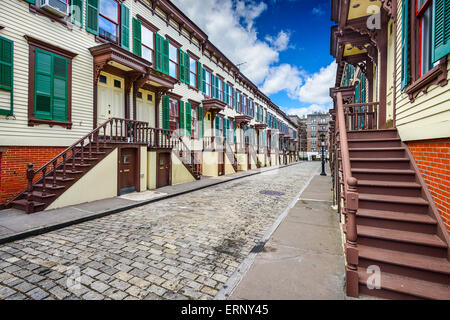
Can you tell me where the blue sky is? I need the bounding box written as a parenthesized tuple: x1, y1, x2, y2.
(173, 0, 336, 117)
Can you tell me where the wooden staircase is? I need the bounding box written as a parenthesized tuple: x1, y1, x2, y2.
(8, 118, 174, 214)
(225, 141, 238, 172)
(345, 129, 450, 299)
(175, 137, 201, 180)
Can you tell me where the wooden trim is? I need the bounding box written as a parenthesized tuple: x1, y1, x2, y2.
(187, 50, 200, 60)
(0, 26, 4, 30)
(137, 14, 160, 32)
(188, 99, 201, 106)
(405, 57, 449, 102)
(26, 37, 74, 129)
(167, 91, 182, 100)
(165, 34, 182, 49)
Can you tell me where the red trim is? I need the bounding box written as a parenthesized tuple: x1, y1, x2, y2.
(98, 0, 120, 44)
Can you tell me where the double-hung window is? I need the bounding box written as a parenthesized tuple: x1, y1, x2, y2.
(204, 69, 211, 97)
(218, 78, 224, 101)
(191, 105, 199, 139)
(98, 0, 120, 43)
(417, 0, 435, 76)
(169, 97, 179, 131)
(142, 26, 154, 64)
(190, 57, 197, 87)
(169, 43, 178, 79)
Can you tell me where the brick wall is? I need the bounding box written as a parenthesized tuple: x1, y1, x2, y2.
(408, 138, 450, 232)
(0, 146, 66, 205)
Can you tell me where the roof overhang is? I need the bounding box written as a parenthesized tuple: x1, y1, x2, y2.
(202, 99, 226, 114)
(330, 86, 356, 104)
(235, 115, 252, 125)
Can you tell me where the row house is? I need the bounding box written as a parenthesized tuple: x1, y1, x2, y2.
(288, 114, 307, 160)
(0, 0, 298, 212)
(330, 0, 450, 299)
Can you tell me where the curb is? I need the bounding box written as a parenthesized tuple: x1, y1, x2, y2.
(0, 161, 303, 245)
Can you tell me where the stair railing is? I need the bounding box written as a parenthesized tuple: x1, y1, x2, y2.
(224, 140, 238, 170)
(335, 91, 360, 297)
(175, 135, 201, 178)
(18, 118, 148, 213)
(343, 101, 379, 130)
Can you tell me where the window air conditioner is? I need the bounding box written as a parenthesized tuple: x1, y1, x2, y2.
(38, 0, 69, 18)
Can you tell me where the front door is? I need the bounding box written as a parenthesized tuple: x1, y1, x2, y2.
(119, 148, 137, 195)
(136, 89, 155, 126)
(98, 73, 125, 125)
(157, 153, 171, 188)
(218, 151, 225, 176)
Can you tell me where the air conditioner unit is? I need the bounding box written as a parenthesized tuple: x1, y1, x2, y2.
(38, 0, 69, 18)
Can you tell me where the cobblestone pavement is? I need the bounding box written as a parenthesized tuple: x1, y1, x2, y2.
(0, 162, 319, 300)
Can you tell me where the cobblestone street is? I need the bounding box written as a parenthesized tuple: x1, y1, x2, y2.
(0, 162, 319, 300)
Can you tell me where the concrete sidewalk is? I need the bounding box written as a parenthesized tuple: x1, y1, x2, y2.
(0, 162, 301, 245)
(228, 169, 346, 300)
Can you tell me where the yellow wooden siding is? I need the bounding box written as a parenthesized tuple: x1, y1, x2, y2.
(394, 3, 450, 141)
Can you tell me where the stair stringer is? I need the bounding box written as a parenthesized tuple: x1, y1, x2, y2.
(45, 148, 119, 211)
(171, 151, 197, 185)
(403, 141, 450, 259)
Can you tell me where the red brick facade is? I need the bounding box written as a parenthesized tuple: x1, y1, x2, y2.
(408, 139, 450, 232)
(0, 146, 66, 206)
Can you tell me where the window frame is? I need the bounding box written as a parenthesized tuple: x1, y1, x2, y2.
(168, 96, 180, 131)
(189, 57, 198, 89)
(98, 0, 121, 44)
(204, 68, 212, 98)
(141, 24, 155, 64)
(168, 41, 179, 79)
(26, 36, 76, 129)
(190, 103, 199, 139)
(228, 83, 233, 107)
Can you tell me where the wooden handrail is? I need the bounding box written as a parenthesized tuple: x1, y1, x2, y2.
(336, 91, 360, 297)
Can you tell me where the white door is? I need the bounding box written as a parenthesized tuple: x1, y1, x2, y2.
(98, 73, 125, 125)
(136, 89, 155, 127)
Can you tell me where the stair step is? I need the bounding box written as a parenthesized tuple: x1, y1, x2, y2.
(359, 193, 428, 205)
(348, 147, 405, 151)
(68, 157, 99, 162)
(11, 199, 46, 208)
(357, 225, 447, 248)
(349, 158, 410, 162)
(34, 184, 65, 190)
(55, 170, 83, 175)
(358, 245, 450, 275)
(358, 267, 450, 300)
(352, 168, 415, 175)
(348, 138, 401, 143)
(357, 208, 436, 224)
(357, 180, 421, 189)
(44, 176, 75, 182)
(24, 191, 56, 199)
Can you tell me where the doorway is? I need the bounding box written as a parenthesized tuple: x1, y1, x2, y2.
(98, 73, 125, 124)
(157, 152, 171, 188)
(119, 148, 137, 195)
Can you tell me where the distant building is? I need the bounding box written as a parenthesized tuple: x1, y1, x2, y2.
(288, 115, 307, 159)
(306, 113, 331, 160)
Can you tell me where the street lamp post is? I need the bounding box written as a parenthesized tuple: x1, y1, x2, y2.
(320, 133, 327, 176)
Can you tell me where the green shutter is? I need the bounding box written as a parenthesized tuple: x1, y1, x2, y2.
(162, 38, 169, 75)
(24, 0, 35, 4)
(121, 4, 130, 50)
(186, 102, 192, 136)
(215, 115, 220, 137)
(179, 100, 185, 136)
(401, 0, 410, 89)
(86, 0, 99, 35)
(34, 49, 67, 121)
(155, 33, 163, 72)
(361, 74, 366, 103)
(162, 95, 170, 130)
(71, 0, 83, 27)
(199, 105, 204, 138)
(211, 74, 216, 98)
(197, 62, 203, 91)
(432, 0, 450, 62)
(179, 50, 186, 83)
(185, 51, 190, 85)
(0, 36, 13, 116)
(133, 18, 142, 57)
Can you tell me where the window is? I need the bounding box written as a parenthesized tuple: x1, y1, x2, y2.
(0, 36, 13, 116)
(218, 78, 224, 101)
(190, 57, 197, 87)
(169, 97, 179, 131)
(204, 69, 211, 97)
(417, 0, 435, 76)
(169, 43, 178, 79)
(142, 26, 154, 64)
(99, 0, 119, 43)
(228, 84, 233, 106)
(191, 105, 199, 138)
(312, 148, 316, 152)
(311, 126, 316, 131)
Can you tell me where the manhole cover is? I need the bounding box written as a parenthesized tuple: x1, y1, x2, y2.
(260, 190, 285, 196)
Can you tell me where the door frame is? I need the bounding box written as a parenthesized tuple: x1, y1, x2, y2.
(117, 145, 140, 196)
(156, 150, 172, 188)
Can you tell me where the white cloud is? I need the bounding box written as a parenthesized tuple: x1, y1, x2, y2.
(265, 31, 291, 51)
(287, 104, 332, 118)
(171, 0, 289, 84)
(312, 6, 325, 16)
(260, 64, 303, 96)
(292, 61, 337, 105)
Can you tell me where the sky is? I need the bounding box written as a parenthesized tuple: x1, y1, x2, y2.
(171, 0, 336, 118)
